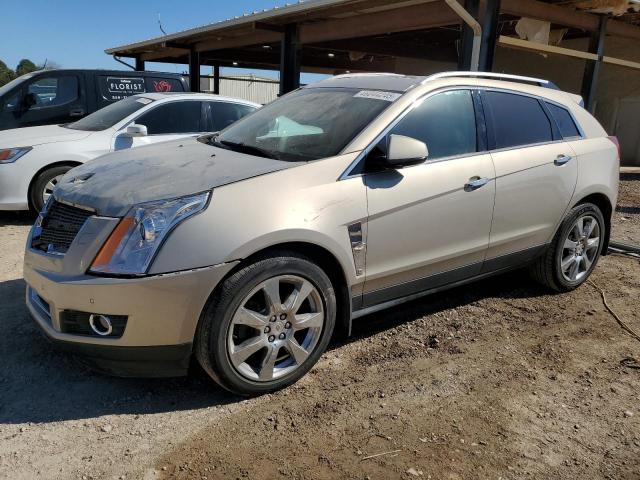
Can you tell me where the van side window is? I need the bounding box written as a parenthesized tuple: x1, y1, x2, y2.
(545, 102, 581, 139)
(206, 102, 257, 132)
(390, 90, 477, 160)
(135, 101, 203, 135)
(27, 76, 79, 109)
(483, 91, 553, 149)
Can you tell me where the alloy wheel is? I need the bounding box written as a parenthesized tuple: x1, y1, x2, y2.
(227, 275, 325, 382)
(42, 174, 63, 205)
(560, 214, 601, 282)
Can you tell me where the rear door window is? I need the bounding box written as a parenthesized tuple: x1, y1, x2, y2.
(482, 91, 553, 149)
(135, 101, 203, 135)
(205, 101, 257, 131)
(545, 102, 581, 139)
(389, 89, 478, 160)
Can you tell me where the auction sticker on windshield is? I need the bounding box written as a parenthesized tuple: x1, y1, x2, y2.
(354, 90, 402, 102)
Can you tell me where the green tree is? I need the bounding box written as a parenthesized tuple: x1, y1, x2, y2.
(0, 60, 16, 87)
(16, 58, 38, 77)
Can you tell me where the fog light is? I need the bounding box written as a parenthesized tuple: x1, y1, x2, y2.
(89, 314, 113, 336)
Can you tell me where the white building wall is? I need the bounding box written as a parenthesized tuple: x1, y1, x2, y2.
(200, 74, 279, 104)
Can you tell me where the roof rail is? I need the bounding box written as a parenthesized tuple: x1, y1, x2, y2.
(425, 71, 560, 90)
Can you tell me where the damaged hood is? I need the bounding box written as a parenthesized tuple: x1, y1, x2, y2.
(54, 137, 300, 217)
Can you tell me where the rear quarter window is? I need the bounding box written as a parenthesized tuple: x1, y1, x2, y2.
(545, 102, 582, 139)
(483, 91, 554, 150)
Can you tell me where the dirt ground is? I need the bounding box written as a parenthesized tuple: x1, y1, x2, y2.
(0, 175, 638, 480)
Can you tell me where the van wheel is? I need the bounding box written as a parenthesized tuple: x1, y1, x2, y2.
(30, 166, 72, 212)
(530, 203, 605, 292)
(195, 252, 336, 396)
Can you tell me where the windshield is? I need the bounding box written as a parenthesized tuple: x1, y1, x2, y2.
(212, 87, 396, 161)
(65, 96, 154, 131)
(0, 73, 36, 97)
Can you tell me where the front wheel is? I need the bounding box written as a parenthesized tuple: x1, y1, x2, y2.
(195, 252, 336, 395)
(530, 203, 605, 292)
(30, 165, 73, 212)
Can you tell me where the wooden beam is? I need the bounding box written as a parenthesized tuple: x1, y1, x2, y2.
(314, 38, 458, 63)
(498, 35, 598, 60)
(607, 18, 640, 41)
(162, 41, 190, 50)
(299, 1, 461, 44)
(195, 31, 281, 52)
(502, 0, 597, 31)
(199, 49, 397, 72)
(499, 35, 640, 72)
(501, 0, 640, 41)
(141, 47, 190, 62)
(603, 55, 640, 70)
(252, 21, 285, 33)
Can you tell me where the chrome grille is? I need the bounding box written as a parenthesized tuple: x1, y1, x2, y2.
(31, 200, 94, 254)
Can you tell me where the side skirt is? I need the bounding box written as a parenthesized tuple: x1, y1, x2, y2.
(351, 244, 547, 321)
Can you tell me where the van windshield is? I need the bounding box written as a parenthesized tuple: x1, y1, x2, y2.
(0, 73, 35, 97)
(64, 96, 154, 131)
(209, 87, 397, 161)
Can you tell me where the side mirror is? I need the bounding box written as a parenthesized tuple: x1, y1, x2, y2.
(124, 124, 148, 137)
(385, 134, 428, 168)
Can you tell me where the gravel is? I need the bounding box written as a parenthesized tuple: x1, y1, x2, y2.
(0, 174, 638, 479)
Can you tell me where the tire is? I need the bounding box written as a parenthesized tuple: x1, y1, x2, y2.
(195, 252, 336, 396)
(30, 165, 73, 212)
(530, 202, 606, 292)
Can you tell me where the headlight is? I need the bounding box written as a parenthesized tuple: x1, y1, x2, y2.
(90, 192, 210, 275)
(0, 147, 32, 164)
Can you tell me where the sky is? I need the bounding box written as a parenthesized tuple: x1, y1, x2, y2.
(0, 0, 323, 82)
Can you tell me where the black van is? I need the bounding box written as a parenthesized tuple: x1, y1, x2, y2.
(0, 69, 188, 131)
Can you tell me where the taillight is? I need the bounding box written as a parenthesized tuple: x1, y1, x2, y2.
(608, 136, 622, 159)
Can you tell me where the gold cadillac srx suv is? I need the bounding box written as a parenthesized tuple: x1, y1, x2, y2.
(24, 72, 620, 395)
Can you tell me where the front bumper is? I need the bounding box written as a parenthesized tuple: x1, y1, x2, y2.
(0, 160, 32, 210)
(24, 251, 238, 377)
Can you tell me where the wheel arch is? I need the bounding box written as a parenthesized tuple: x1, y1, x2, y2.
(27, 160, 82, 209)
(207, 241, 353, 340)
(573, 192, 613, 255)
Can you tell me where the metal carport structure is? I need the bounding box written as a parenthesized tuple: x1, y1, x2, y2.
(106, 0, 640, 165)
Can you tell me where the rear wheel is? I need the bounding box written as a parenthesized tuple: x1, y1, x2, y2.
(530, 203, 605, 292)
(30, 165, 73, 212)
(195, 252, 336, 395)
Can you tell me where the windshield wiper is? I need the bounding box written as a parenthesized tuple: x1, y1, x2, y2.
(216, 139, 279, 160)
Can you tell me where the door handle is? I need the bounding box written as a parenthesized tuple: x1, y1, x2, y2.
(464, 177, 490, 192)
(69, 108, 85, 117)
(554, 154, 572, 166)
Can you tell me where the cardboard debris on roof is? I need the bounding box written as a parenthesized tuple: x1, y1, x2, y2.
(568, 0, 640, 16)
